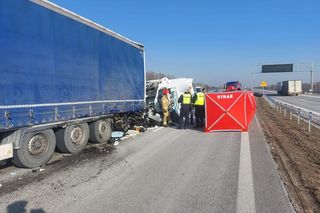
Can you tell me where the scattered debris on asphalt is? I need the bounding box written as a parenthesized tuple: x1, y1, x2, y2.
(32, 167, 46, 173)
(111, 131, 124, 138)
(0, 161, 6, 167)
(118, 129, 140, 142)
(134, 126, 146, 132)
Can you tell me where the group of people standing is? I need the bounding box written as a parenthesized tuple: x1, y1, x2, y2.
(161, 87, 206, 129)
(178, 87, 206, 129)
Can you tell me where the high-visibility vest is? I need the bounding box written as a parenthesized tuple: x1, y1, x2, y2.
(182, 93, 191, 104)
(194, 92, 205, 106)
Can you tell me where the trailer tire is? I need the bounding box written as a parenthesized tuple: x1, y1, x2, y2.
(89, 119, 112, 143)
(56, 123, 89, 154)
(12, 129, 56, 168)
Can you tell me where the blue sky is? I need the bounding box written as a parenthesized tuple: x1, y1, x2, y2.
(50, 0, 319, 87)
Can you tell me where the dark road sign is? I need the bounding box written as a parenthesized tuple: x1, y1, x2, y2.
(262, 64, 293, 73)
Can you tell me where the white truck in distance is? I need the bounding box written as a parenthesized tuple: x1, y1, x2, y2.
(277, 80, 302, 96)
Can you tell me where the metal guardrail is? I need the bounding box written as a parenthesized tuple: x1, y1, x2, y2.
(272, 99, 320, 132)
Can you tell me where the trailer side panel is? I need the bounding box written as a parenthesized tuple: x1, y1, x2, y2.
(0, 0, 145, 130)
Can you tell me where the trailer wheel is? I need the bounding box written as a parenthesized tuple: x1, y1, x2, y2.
(12, 129, 56, 168)
(89, 119, 112, 143)
(56, 123, 89, 154)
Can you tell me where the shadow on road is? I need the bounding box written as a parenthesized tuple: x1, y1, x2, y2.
(0, 160, 13, 170)
(7, 200, 45, 213)
(253, 92, 281, 97)
(164, 123, 205, 133)
(265, 94, 281, 97)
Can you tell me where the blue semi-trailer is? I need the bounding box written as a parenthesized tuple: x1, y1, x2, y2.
(0, 0, 146, 168)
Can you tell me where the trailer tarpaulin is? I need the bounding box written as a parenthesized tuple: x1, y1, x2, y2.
(205, 91, 256, 132)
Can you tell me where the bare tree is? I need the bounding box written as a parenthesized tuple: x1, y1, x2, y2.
(146, 71, 174, 80)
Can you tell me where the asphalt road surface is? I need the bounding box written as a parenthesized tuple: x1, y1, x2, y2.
(271, 94, 320, 113)
(0, 118, 294, 213)
(255, 89, 320, 113)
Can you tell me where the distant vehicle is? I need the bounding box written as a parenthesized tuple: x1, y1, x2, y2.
(277, 80, 302, 96)
(0, 0, 145, 168)
(195, 86, 202, 92)
(225, 81, 242, 92)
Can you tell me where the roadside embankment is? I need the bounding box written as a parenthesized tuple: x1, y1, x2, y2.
(256, 96, 320, 213)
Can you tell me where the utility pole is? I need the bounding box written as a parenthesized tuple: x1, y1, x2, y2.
(310, 63, 314, 93)
(250, 72, 253, 91)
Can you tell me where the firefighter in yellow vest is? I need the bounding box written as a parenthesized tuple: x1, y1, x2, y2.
(161, 88, 170, 127)
(178, 90, 192, 129)
(193, 88, 206, 128)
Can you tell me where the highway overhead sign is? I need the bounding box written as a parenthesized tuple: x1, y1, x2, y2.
(262, 64, 293, 73)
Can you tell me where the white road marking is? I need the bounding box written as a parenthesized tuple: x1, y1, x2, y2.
(236, 132, 256, 213)
(152, 127, 164, 132)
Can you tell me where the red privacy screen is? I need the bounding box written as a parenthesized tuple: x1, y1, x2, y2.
(205, 91, 256, 132)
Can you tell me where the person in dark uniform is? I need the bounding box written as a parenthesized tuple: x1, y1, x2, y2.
(188, 86, 194, 126)
(193, 88, 206, 128)
(178, 90, 192, 129)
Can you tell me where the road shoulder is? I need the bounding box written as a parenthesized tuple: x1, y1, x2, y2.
(249, 116, 295, 213)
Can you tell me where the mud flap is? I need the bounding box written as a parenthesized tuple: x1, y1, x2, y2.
(0, 143, 13, 161)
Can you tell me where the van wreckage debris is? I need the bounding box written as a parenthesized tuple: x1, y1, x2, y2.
(110, 107, 162, 141)
(146, 77, 194, 125)
(109, 80, 195, 141)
